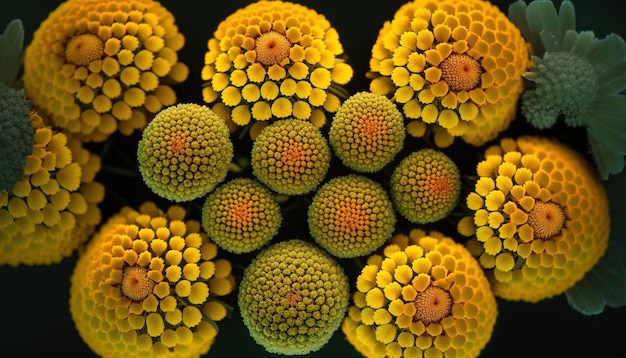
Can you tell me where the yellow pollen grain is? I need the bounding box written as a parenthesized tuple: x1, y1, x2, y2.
(413, 285, 452, 324)
(121, 265, 156, 301)
(527, 201, 566, 240)
(255, 31, 291, 66)
(65, 33, 105, 66)
(439, 53, 482, 92)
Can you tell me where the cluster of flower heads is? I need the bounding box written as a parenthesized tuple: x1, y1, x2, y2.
(329, 91, 406, 173)
(201, 0, 353, 129)
(458, 136, 610, 302)
(201, 177, 282, 254)
(368, 0, 531, 147)
(342, 229, 498, 358)
(70, 202, 235, 357)
(508, 0, 626, 179)
(1, 109, 104, 265)
(137, 103, 233, 202)
(238, 239, 350, 355)
(250, 118, 331, 195)
(307, 175, 397, 258)
(22, 0, 189, 142)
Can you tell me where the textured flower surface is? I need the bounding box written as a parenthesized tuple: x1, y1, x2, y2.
(509, 0, 626, 179)
(22, 0, 189, 142)
(137, 103, 233, 202)
(251, 118, 331, 195)
(238, 239, 350, 355)
(69, 201, 235, 358)
(0, 112, 104, 266)
(459, 136, 610, 302)
(390, 148, 461, 224)
(369, 0, 530, 147)
(201, 177, 282, 254)
(342, 229, 497, 358)
(329, 91, 405, 173)
(308, 175, 396, 258)
(201, 0, 353, 128)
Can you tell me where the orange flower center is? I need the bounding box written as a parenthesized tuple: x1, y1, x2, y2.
(429, 177, 451, 196)
(285, 292, 301, 306)
(168, 134, 187, 155)
(357, 116, 383, 143)
(528, 201, 566, 240)
(65, 33, 104, 66)
(281, 142, 306, 167)
(121, 265, 155, 301)
(255, 31, 291, 66)
(413, 285, 452, 324)
(335, 204, 368, 234)
(228, 198, 253, 227)
(439, 54, 482, 92)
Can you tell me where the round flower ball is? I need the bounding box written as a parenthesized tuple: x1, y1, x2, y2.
(0, 111, 105, 266)
(70, 201, 236, 358)
(368, 0, 530, 147)
(23, 0, 189, 142)
(238, 239, 350, 355)
(137, 103, 233, 202)
(390, 148, 461, 224)
(251, 119, 331, 196)
(201, 0, 353, 128)
(307, 174, 396, 258)
(201, 177, 282, 254)
(459, 136, 610, 302)
(342, 229, 498, 358)
(329, 91, 405, 173)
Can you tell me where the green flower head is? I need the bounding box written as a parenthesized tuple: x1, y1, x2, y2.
(251, 119, 331, 195)
(137, 103, 233, 202)
(201, 177, 282, 254)
(329, 91, 405, 173)
(238, 239, 350, 355)
(390, 149, 461, 224)
(307, 174, 396, 258)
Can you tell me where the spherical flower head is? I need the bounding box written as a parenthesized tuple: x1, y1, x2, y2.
(70, 202, 236, 358)
(0, 83, 35, 193)
(329, 91, 405, 172)
(0, 113, 105, 265)
(390, 148, 461, 224)
(307, 175, 396, 258)
(460, 136, 610, 302)
(201, 0, 354, 128)
(201, 177, 282, 254)
(238, 239, 350, 355)
(509, 0, 626, 179)
(137, 103, 233, 202)
(22, 0, 189, 142)
(251, 119, 331, 195)
(342, 229, 497, 358)
(368, 0, 530, 147)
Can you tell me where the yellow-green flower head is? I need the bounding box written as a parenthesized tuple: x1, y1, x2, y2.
(22, 0, 189, 142)
(201, 177, 282, 254)
(137, 103, 234, 202)
(238, 239, 350, 355)
(509, 0, 626, 179)
(0, 112, 105, 265)
(70, 201, 236, 358)
(307, 175, 396, 258)
(0, 83, 35, 193)
(251, 119, 331, 195)
(368, 0, 530, 147)
(459, 136, 610, 302)
(390, 149, 461, 224)
(329, 91, 406, 173)
(342, 229, 497, 358)
(201, 0, 354, 128)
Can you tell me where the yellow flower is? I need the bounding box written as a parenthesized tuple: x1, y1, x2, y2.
(201, 0, 353, 128)
(69, 202, 235, 358)
(23, 0, 189, 142)
(0, 112, 105, 265)
(460, 136, 610, 302)
(342, 229, 497, 358)
(368, 0, 530, 147)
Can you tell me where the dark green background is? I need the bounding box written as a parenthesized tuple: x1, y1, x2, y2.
(1, 1, 625, 357)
